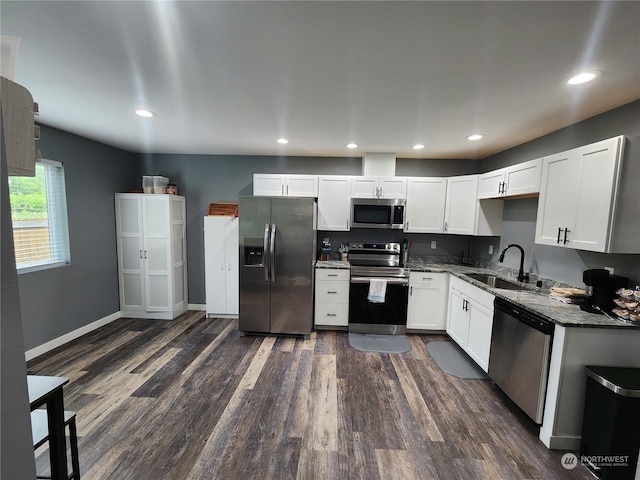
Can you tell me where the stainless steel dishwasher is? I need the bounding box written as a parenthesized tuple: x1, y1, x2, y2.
(488, 298, 555, 424)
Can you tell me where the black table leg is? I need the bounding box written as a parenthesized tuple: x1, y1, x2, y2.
(46, 390, 67, 480)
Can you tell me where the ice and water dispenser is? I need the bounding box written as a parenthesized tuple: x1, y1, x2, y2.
(244, 238, 264, 266)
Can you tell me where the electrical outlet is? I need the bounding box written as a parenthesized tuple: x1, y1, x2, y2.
(488, 245, 494, 255)
(431, 241, 437, 249)
(604, 266, 615, 274)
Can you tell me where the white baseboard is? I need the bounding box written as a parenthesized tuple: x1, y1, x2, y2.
(188, 303, 206, 311)
(539, 427, 581, 450)
(25, 311, 121, 362)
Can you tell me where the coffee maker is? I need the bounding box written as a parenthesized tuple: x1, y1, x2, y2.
(580, 269, 628, 314)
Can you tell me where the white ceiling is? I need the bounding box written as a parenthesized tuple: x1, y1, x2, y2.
(2, 1, 639, 159)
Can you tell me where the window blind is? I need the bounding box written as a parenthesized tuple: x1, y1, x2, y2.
(9, 159, 70, 272)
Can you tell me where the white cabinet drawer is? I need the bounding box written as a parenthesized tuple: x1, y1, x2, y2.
(314, 303, 349, 327)
(315, 281, 349, 304)
(316, 269, 350, 281)
(409, 271, 447, 286)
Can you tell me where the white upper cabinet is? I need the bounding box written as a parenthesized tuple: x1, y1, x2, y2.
(504, 158, 542, 197)
(253, 174, 318, 197)
(404, 177, 447, 233)
(317, 175, 352, 231)
(535, 136, 634, 253)
(351, 176, 407, 199)
(444, 176, 479, 235)
(477, 169, 505, 199)
(478, 158, 542, 199)
(1, 77, 38, 177)
(444, 175, 502, 236)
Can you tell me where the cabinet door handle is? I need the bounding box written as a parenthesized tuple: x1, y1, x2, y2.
(140, 250, 143, 259)
(328, 274, 338, 277)
(144, 250, 148, 258)
(220, 261, 225, 271)
(327, 313, 337, 317)
(563, 228, 570, 245)
(557, 227, 562, 244)
(410, 286, 413, 296)
(282, 184, 284, 196)
(422, 277, 432, 281)
(286, 184, 289, 195)
(327, 291, 338, 294)
(444, 222, 448, 232)
(227, 262, 232, 271)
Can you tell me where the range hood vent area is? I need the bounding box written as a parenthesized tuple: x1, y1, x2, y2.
(362, 152, 396, 176)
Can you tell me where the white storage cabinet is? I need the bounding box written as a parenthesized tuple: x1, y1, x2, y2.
(115, 194, 188, 320)
(404, 177, 447, 233)
(535, 136, 636, 253)
(314, 268, 350, 328)
(446, 275, 495, 372)
(406, 272, 448, 331)
(317, 175, 352, 231)
(204, 216, 239, 318)
(253, 174, 318, 197)
(351, 176, 407, 199)
(478, 158, 542, 199)
(444, 175, 502, 236)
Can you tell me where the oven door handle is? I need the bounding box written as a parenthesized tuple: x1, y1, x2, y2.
(350, 276, 409, 286)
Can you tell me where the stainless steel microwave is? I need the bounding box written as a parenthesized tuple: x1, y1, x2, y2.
(351, 198, 405, 229)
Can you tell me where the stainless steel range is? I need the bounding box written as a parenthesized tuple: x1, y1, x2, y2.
(348, 242, 409, 335)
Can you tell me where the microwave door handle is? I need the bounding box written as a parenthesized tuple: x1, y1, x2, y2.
(270, 223, 276, 282)
(263, 224, 270, 282)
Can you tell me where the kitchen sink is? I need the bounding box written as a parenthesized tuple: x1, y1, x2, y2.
(464, 273, 528, 291)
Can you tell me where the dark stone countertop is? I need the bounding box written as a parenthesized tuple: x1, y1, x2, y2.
(316, 258, 639, 329)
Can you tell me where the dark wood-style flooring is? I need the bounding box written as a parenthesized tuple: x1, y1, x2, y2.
(27, 311, 593, 479)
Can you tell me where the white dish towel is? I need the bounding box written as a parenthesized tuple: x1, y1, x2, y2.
(368, 279, 387, 303)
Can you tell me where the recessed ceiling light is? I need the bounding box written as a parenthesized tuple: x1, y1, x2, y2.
(467, 134, 484, 141)
(346, 143, 358, 149)
(277, 138, 288, 144)
(413, 144, 425, 150)
(134, 109, 156, 118)
(567, 71, 601, 85)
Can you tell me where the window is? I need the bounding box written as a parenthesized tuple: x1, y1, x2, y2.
(8, 159, 70, 272)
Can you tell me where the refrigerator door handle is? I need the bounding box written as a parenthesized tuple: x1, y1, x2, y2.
(263, 223, 270, 282)
(270, 223, 276, 282)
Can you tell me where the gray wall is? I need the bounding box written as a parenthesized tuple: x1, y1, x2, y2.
(481, 100, 640, 286)
(20, 125, 139, 350)
(1, 115, 37, 479)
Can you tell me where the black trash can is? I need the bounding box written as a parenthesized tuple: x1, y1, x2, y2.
(580, 366, 640, 480)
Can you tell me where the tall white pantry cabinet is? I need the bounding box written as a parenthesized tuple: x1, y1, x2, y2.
(204, 215, 239, 318)
(115, 194, 188, 320)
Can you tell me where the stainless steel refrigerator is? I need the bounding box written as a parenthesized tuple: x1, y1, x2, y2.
(239, 196, 317, 337)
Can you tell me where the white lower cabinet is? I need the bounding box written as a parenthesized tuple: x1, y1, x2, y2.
(314, 268, 349, 327)
(115, 194, 188, 320)
(204, 216, 239, 318)
(406, 272, 448, 331)
(446, 275, 495, 372)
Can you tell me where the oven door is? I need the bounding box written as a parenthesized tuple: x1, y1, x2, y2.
(349, 276, 409, 334)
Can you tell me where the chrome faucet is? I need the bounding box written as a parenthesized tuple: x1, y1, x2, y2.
(498, 244, 529, 283)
